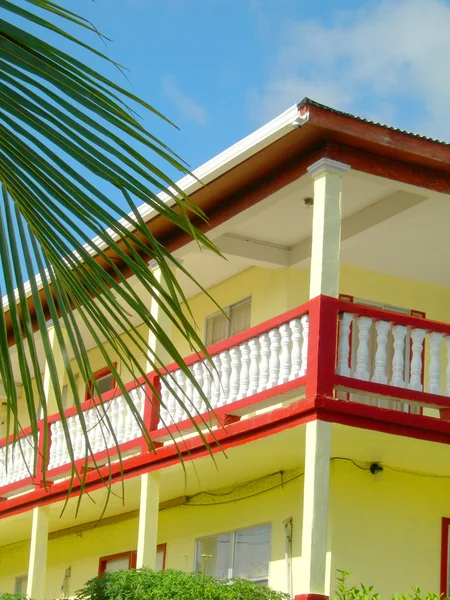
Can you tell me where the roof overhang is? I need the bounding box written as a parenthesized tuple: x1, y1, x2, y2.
(5, 98, 450, 343)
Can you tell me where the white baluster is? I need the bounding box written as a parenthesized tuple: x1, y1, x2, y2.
(238, 342, 250, 399)
(174, 370, 187, 422)
(278, 324, 292, 384)
(68, 416, 78, 462)
(408, 328, 426, 392)
(268, 329, 281, 388)
(202, 361, 213, 411)
(229, 347, 241, 402)
(158, 380, 170, 428)
(445, 337, 450, 397)
(336, 313, 353, 377)
(372, 320, 391, 384)
(109, 399, 120, 448)
(428, 331, 443, 394)
(94, 409, 106, 452)
(248, 338, 260, 395)
(184, 367, 194, 413)
(116, 398, 126, 444)
(258, 334, 270, 392)
(15, 441, 25, 481)
(74, 415, 85, 460)
(124, 398, 135, 442)
(210, 355, 222, 408)
(299, 315, 309, 376)
(193, 362, 204, 413)
(289, 319, 303, 380)
(354, 316, 372, 381)
(390, 325, 408, 388)
(219, 351, 231, 406)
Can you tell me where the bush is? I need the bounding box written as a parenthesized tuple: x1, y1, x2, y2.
(75, 568, 290, 600)
(334, 570, 448, 600)
(0, 595, 27, 600)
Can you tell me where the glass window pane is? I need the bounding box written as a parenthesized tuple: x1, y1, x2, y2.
(206, 314, 228, 345)
(196, 534, 231, 579)
(233, 525, 271, 580)
(230, 300, 251, 337)
(155, 548, 165, 572)
(104, 556, 130, 572)
(14, 576, 27, 595)
(96, 373, 114, 396)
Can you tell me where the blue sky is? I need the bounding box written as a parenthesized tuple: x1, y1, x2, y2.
(56, 0, 450, 182)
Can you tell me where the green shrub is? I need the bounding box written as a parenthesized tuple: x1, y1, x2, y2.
(334, 570, 448, 600)
(0, 594, 27, 600)
(75, 568, 290, 600)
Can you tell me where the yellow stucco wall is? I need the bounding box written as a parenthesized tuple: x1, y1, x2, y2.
(14, 262, 450, 429)
(0, 475, 303, 598)
(329, 458, 450, 598)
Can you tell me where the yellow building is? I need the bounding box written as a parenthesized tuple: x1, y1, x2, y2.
(2, 98, 450, 600)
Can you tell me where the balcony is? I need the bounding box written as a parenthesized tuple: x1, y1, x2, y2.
(3, 295, 450, 507)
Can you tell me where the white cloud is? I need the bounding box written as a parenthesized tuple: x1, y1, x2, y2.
(254, 0, 450, 140)
(162, 75, 208, 126)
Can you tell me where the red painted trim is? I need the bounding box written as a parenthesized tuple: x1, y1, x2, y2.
(86, 364, 117, 402)
(98, 550, 136, 577)
(441, 518, 450, 597)
(334, 375, 450, 410)
(335, 298, 440, 332)
(315, 396, 450, 445)
(294, 595, 328, 600)
(157, 543, 167, 571)
(152, 376, 307, 441)
(163, 300, 311, 373)
(0, 399, 317, 519)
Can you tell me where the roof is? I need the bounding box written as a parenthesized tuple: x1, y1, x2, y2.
(299, 97, 450, 147)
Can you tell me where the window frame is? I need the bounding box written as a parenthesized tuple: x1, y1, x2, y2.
(204, 297, 252, 346)
(194, 523, 271, 584)
(441, 517, 450, 597)
(14, 574, 27, 595)
(98, 544, 167, 577)
(86, 364, 117, 402)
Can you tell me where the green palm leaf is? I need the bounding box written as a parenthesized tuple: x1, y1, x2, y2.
(0, 0, 221, 506)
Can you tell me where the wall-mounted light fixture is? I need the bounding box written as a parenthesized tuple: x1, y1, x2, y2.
(369, 463, 384, 476)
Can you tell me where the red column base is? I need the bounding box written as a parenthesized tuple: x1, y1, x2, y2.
(295, 595, 328, 600)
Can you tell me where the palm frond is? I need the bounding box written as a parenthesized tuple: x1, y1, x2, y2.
(0, 0, 221, 504)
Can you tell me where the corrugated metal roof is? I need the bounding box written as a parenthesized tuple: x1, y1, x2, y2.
(298, 97, 450, 147)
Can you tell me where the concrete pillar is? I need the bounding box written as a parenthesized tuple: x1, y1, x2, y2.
(307, 158, 350, 300)
(42, 325, 67, 416)
(26, 506, 49, 600)
(146, 263, 174, 371)
(136, 471, 160, 569)
(298, 420, 332, 599)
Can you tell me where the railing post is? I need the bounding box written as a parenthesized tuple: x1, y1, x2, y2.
(34, 421, 52, 490)
(305, 295, 339, 401)
(141, 373, 162, 452)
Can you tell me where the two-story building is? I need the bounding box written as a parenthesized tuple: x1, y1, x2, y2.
(2, 98, 450, 600)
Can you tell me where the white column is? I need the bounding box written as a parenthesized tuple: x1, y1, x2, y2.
(300, 420, 332, 596)
(26, 506, 49, 600)
(307, 158, 350, 299)
(146, 263, 174, 370)
(43, 325, 67, 416)
(136, 471, 160, 569)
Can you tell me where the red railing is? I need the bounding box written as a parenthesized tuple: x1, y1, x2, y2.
(0, 301, 311, 500)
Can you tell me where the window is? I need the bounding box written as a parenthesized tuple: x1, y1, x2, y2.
(98, 545, 166, 577)
(14, 575, 27, 595)
(86, 366, 116, 401)
(205, 298, 251, 346)
(195, 524, 271, 585)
